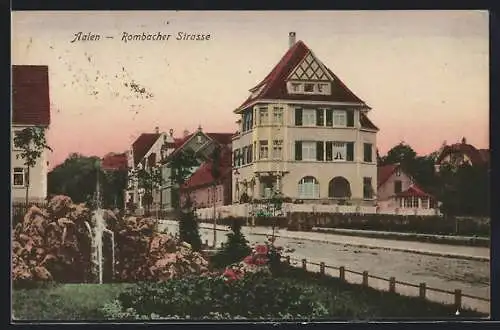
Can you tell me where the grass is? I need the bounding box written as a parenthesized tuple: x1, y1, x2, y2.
(276, 266, 487, 320)
(12, 283, 132, 321)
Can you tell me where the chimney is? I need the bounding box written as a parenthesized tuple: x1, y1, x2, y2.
(154, 126, 159, 134)
(289, 32, 296, 49)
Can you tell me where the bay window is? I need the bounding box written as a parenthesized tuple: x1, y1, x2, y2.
(259, 107, 269, 125)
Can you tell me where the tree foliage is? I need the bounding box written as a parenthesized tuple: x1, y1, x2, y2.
(131, 166, 163, 213)
(13, 127, 52, 204)
(211, 219, 252, 269)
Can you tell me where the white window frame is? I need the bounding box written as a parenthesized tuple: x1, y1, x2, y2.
(298, 176, 320, 199)
(259, 141, 269, 159)
(302, 109, 316, 126)
(421, 198, 429, 209)
(272, 140, 283, 159)
(302, 141, 316, 161)
(259, 107, 269, 125)
(13, 167, 25, 187)
(273, 107, 283, 125)
(333, 110, 347, 126)
(332, 142, 346, 162)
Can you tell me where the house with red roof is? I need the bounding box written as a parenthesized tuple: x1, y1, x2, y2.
(377, 163, 436, 210)
(158, 126, 233, 214)
(231, 33, 378, 204)
(12, 65, 51, 202)
(435, 137, 489, 172)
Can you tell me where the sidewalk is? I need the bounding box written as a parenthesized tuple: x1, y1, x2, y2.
(193, 222, 490, 262)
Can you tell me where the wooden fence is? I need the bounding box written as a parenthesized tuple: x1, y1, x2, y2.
(281, 256, 489, 312)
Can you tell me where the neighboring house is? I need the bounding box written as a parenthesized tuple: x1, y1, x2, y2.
(125, 127, 176, 214)
(231, 32, 379, 205)
(377, 163, 435, 209)
(180, 146, 232, 209)
(435, 137, 489, 172)
(160, 127, 233, 213)
(12, 65, 51, 203)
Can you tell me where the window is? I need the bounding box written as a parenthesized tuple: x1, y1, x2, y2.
(346, 110, 355, 127)
(295, 108, 303, 126)
(332, 142, 346, 161)
(292, 83, 300, 93)
(403, 197, 418, 208)
(253, 142, 257, 161)
(272, 140, 283, 159)
(394, 180, 402, 194)
(242, 111, 253, 132)
(241, 146, 247, 165)
(302, 109, 316, 126)
(363, 177, 373, 199)
(259, 140, 268, 159)
(247, 145, 253, 164)
(316, 109, 324, 126)
(304, 83, 314, 92)
(302, 141, 316, 161)
(318, 83, 328, 93)
(259, 108, 268, 125)
(316, 141, 324, 161)
(363, 143, 373, 162)
(421, 198, 429, 209)
(233, 149, 238, 167)
(273, 107, 283, 125)
(333, 110, 346, 126)
(412, 197, 419, 208)
(298, 176, 320, 199)
(13, 167, 25, 187)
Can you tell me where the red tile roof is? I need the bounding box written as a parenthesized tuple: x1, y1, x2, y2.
(436, 142, 489, 166)
(377, 164, 399, 188)
(360, 113, 379, 131)
(132, 133, 160, 166)
(395, 185, 432, 198)
(182, 147, 232, 189)
(101, 152, 128, 171)
(236, 41, 368, 111)
(12, 65, 51, 126)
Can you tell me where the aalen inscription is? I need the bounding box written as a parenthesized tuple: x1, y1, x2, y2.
(70, 31, 212, 43)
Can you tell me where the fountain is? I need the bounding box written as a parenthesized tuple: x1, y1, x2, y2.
(87, 161, 116, 284)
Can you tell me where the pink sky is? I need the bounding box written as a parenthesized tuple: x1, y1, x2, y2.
(11, 10, 489, 169)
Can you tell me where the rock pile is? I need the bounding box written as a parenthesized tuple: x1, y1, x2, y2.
(12, 196, 93, 285)
(114, 216, 209, 281)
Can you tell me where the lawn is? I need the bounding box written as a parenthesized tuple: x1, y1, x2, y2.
(12, 267, 487, 321)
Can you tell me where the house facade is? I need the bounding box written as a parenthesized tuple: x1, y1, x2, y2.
(231, 33, 378, 205)
(12, 65, 51, 203)
(125, 127, 176, 214)
(159, 127, 233, 213)
(377, 163, 435, 210)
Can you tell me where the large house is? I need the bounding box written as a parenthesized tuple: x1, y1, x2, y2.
(159, 127, 233, 213)
(377, 163, 435, 210)
(12, 65, 51, 203)
(231, 33, 379, 205)
(435, 137, 489, 171)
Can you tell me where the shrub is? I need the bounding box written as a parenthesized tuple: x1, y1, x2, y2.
(211, 219, 252, 269)
(105, 273, 329, 320)
(178, 197, 202, 251)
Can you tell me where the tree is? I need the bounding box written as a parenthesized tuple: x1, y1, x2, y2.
(102, 169, 128, 210)
(13, 127, 52, 205)
(48, 154, 111, 205)
(134, 166, 163, 215)
(211, 219, 251, 269)
(381, 142, 417, 167)
(167, 149, 202, 250)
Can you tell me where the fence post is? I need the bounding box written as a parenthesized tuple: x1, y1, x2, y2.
(362, 271, 368, 286)
(454, 289, 462, 310)
(419, 283, 426, 299)
(320, 262, 325, 275)
(285, 256, 290, 265)
(389, 277, 396, 293)
(302, 258, 307, 270)
(339, 266, 345, 281)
